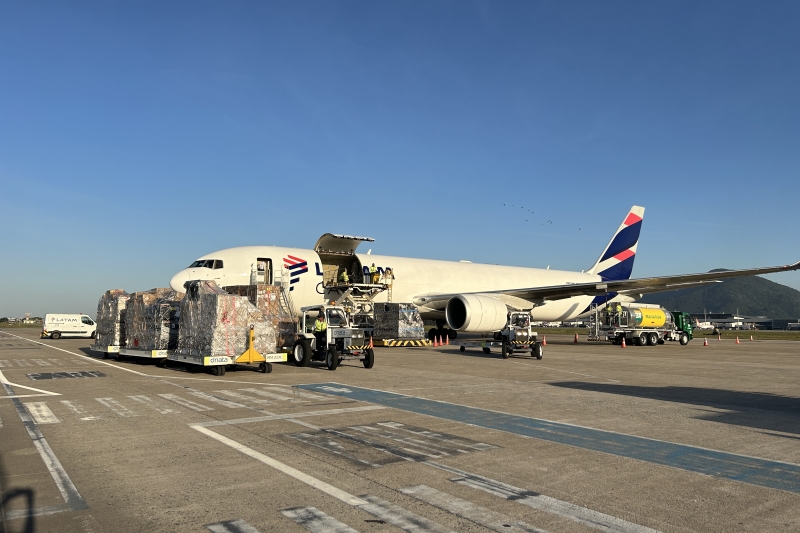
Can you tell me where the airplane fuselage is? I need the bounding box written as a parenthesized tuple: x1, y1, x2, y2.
(169, 245, 633, 323)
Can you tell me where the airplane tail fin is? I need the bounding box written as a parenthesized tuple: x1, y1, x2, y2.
(586, 206, 645, 280)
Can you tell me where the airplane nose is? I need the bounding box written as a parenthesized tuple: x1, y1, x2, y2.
(170, 270, 190, 292)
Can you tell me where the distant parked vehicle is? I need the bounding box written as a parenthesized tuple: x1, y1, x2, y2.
(41, 314, 96, 340)
(787, 323, 800, 331)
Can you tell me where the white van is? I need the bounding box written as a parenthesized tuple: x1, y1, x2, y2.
(41, 314, 97, 340)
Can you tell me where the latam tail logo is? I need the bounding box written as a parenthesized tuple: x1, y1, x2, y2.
(588, 206, 644, 282)
(283, 255, 308, 291)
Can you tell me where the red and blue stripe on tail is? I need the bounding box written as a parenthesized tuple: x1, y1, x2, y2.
(587, 206, 644, 281)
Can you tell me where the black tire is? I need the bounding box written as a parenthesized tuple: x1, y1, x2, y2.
(212, 365, 226, 376)
(326, 346, 339, 371)
(531, 342, 543, 359)
(156, 358, 167, 367)
(638, 333, 648, 346)
(448, 329, 458, 340)
(260, 362, 272, 373)
(117, 353, 125, 361)
(459, 345, 465, 352)
(51, 331, 61, 340)
(427, 328, 439, 341)
(103, 352, 109, 359)
(648, 332, 658, 346)
(362, 348, 375, 369)
(90, 331, 96, 339)
(293, 339, 312, 367)
(483, 347, 491, 354)
(679, 332, 689, 346)
(502, 338, 509, 359)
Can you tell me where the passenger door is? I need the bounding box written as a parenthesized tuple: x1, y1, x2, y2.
(254, 258, 272, 285)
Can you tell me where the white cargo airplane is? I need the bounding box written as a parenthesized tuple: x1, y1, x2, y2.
(169, 206, 799, 337)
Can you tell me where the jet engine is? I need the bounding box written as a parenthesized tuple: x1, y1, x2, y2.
(445, 294, 508, 332)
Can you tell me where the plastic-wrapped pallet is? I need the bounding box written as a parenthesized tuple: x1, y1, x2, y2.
(223, 284, 298, 351)
(177, 280, 276, 357)
(95, 289, 130, 346)
(125, 288, 184, 350)
(373, 303, 425, 339)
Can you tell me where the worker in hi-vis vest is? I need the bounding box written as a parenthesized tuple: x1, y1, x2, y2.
(313, 313, 327, 350)
(369, 263, 379, 284)
(339, 269, 349, 284)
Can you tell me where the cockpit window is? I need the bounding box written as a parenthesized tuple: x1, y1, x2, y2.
(189, 259, 221, 268)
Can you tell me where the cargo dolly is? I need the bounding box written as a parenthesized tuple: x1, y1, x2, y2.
(450, 311, 543, 359)
(90, 344, 121, 359)
(167, 325, 288, 376)
(117, 348, 170, 366)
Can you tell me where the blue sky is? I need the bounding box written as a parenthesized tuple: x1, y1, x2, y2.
(1, 1, 798, 317)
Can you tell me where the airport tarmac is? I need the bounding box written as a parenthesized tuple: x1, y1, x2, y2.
(1, 329, 799, 533)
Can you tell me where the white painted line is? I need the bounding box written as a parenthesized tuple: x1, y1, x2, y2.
(196, 405, 387, 427)
(0, 360, 11, 367)
(48, 358, 61, 365)
(95, 398, 138, 417)
(15, 359, 33, 367)
(446, 468, 660, 533)
(128, 395, 180, 414)
(60, 400, 102, 421)
(72, 359, 89, 365)
(159, 393, 214, 412)
(0, 412, 3, 428)
(189, 391, 246, 409)
(206, 518, 263, 533)
(192, 425, 368, 506)
(266, 386, 327, 400)
(24, 402, 61, 424)
(400, 485, 547, 533)
(239, 387, 308, 402)
(358, 494, 455, 533)
(32, 359, 52, 366)
(215, 390, 275, 407)
(281, 507, 361, 533)
(0, 370, 60, 397)
(512, 362, 621, 383)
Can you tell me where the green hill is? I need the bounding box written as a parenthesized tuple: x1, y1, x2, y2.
(639, 271, 800, 317)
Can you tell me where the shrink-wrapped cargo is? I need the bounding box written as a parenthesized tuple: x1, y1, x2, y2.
(125, 288, 184, 350)
(177, 281, 276, 356)
(373, 303, 424, 339)
(95, 289, 129, 346)
(223, 284, 298, 351)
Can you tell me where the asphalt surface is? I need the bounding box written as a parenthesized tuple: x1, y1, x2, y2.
(1, 328, 799, 533)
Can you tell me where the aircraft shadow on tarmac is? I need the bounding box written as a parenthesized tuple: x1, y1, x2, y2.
(1, 424, 37, 533)
(549, 382, 800, 436)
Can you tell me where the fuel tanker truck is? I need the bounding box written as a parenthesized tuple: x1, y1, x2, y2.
(590, 303, 693, 346)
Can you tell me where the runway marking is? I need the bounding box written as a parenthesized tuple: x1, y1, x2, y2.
(0, 369, 60, 397)
(159, 393, 214, 412)
(273, 386, 327, 400)
(15, 359, 33, 367)
(48, 358, 61, 365)
(189, 390, 246, 409)
(359, 494, 454, 533)
(297, 383, 800, 495)
(240, 387, 309, 402)
(281, 507, 361, 533)
(216, 390, 275, 406)
(445, 465, 659, 533)
(95, 398, 138, 417)
(128, 395, 180, 414)
(32, 358, 52, 366)
(0, 360, 10, 367)
(400, 485, 547, 533)
(192, 425, 368, 506)
(196, 405, 387, 427)
(24, 402, 61, 424)
(1, 379, 87, 516)
(60, 400, 102, 421)
(205, 518, 263, 533)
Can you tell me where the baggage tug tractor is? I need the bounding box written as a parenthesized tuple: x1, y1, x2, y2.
(292, 305, 375, 370)
(590, 304, 693, 346)
(453, 311, 543, 359)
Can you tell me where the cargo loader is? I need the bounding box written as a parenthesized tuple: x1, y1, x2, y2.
(588, 304, 693, 346)
(451, 311, 543, 359)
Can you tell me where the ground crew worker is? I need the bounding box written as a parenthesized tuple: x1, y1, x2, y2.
(339, 269, 349, 284)
(382, 267, 395, 285)
(313, 313, 327, 351)
(369, 263, 379, 284)
(605, 302, 613, 325)
(615, 303, 623, 325)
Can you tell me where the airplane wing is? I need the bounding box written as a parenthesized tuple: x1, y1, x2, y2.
(413, 260, 800, 307)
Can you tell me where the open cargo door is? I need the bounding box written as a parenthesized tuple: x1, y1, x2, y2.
(314, 233, 374, 255)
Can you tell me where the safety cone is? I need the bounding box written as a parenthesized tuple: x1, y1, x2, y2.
(736, 336, 740, 344)
(718, 334, 721, 341)
(750, 335, 754, 341)
(445, 335, 450, 346)
(542, 336, 547, 346)
(574, 333, 578, 344)
(703, 338, 708, 346)
(369, 336, 374, 349)
(432, 336, 438, 347)
(621, 337, 626, 348)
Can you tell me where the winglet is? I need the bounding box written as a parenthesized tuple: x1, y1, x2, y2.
(587, 206, 645, 280)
